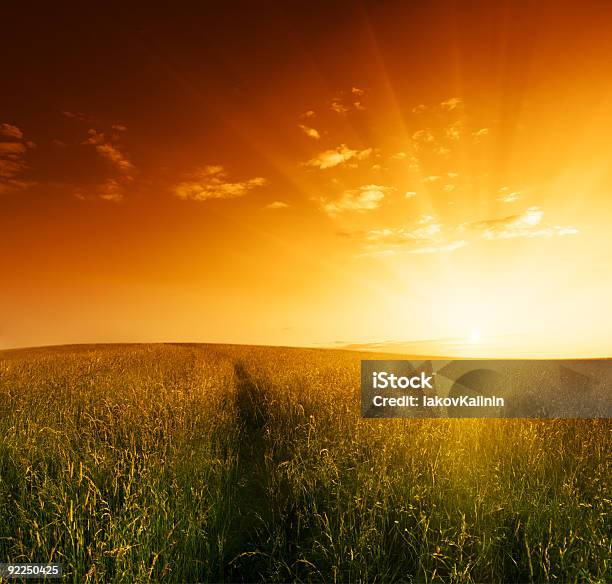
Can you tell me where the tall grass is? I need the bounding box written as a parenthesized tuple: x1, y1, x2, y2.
(0, 344, 609, 582)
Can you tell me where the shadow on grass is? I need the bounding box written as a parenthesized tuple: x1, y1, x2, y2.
(224, 363, 275, 581)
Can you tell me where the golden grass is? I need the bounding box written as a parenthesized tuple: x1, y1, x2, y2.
(0, 344, 609, 582)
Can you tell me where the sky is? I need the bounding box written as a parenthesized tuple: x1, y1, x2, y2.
(2, 0, 612, 356)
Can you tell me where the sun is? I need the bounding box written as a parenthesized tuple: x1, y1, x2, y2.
(468, 329, 482, 344)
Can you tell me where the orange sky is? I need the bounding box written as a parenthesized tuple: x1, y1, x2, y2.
(2, 1, 612, 356)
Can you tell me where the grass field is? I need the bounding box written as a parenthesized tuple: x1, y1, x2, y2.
(0, 344, 609, 583)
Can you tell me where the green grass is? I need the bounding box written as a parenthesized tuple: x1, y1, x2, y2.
(0, 344, 609, 582)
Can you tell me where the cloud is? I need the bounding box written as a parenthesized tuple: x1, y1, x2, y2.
(359, 224, 465, 256)
(348, 204, 577, 258)
(321, 184, 392, 217)
(330, 100, 349, 115)
(440, 97, 464, 111)
(0, 123, 24, 139)
(83, 129, 134, 172)
(62, 111, 93, 122)
(407, 97, 490, 158)
(94, 143, 133, 172)
(389, 151, 421, 173)
(98, 178, 126, 202)
(0, 142, 26, 156)
(408, 240, 467, 254)
(73, 176, 134, 202)
(0, 123, 35, 193)
(265, 201, 289, 209)
(346, 213, 466, 257)
(391, 151, 420, 172)
(405, 191, 417, 198)
(417, 214, 435, 224)
(300, 110, 315, 118)
(466, 206, 579, 239)
(305, 144, 372, 170)
(61, 111, 91, 122)
(0, 159, 25, 178)
(497, 187, 521, 203)
(298, 124, 321, 139)
(445, 120, 463, 141)
(77, 126, 135, 201)
(407, 98, 480, 157)
(174, 166, 267, 201)
(330, 88, 366, 115)
(472, 128, 489, 140)
(412, 129, 434, 143)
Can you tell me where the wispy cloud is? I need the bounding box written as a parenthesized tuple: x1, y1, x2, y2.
(321, 184, 392, 217)
(465, 206, 579, 239)
(497, 187, 521, 203)
(73, 176, 135, 203)
(83, 129, 134, 172)
(98, 178, 128, 202)
(345, 203, 577, 258)
(77, 126, 135, 201)
(472, 128, 489, 142)
(61, 111, 92, 122)
(305, 144, 372, 170)
(0, 123, 24, 139)
(445, 120, 463, 141)
(412, 129, 435, 144)
(440, 97, 464, 111)
(405, 98, 478, 161)
(0, 123, 35, 193)
(330, 100, 349, 115)
(174, 166, 267, 201)
(330, 87, 366, 115)
(265, 201, 289, 209)
(0, 142, 26, 157)
(298, 124, 320, 139)
(346, 214, 466, 257)
(390, 151, 420, 172)
(408, 240, 467, 254)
